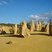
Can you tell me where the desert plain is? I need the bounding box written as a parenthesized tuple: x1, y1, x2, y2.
(0, 35, 52, 52)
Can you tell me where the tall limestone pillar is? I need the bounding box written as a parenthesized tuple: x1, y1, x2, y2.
(14, 24, 17, 35)
(36, 22, 40, 31)
(36, 21, 42, 31)
(46, 23, 49, 34)
(21, 21, 30, 37)
(30, 20, 35, 32)
(39, 22, 42, 31)
(21, 21, 27, 36)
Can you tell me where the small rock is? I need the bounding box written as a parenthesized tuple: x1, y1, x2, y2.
(6, 41, 12, 44)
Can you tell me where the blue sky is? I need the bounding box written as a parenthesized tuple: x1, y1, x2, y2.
(0, 0, 52, 24)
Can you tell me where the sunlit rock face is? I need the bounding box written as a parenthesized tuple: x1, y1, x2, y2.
(14, 24, 17, 35)
(0, 20, 51, 36)
(30, 20, 35, 32)
(21, 21, 27, 36)
(36, 21, 42, 31)
(20, 21, 30, 37)
(46, 23, 49, 34)
(0, 24, 14, 34)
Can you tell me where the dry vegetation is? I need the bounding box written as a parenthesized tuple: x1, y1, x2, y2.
(0, 35, 52, 52)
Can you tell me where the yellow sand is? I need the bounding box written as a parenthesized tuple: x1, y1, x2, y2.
(0, 35, 52, 52)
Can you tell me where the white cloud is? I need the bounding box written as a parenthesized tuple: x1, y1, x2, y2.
(29, 14, 41, 20)
(2, 1, 8, 4)
(29, 11, 52, 21)
(34, 15, 40, 19)
(29, 15, 34, 18)
(0, 0, 8, 5)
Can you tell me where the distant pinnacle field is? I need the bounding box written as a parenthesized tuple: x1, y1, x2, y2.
(0, 35, 52, 52)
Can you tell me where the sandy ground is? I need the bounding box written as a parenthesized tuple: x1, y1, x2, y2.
(0, 35, 52, 52)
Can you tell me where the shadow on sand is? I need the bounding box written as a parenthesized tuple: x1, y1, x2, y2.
(31, 33, 52, 36)
(0, 33, 52, 38)
(0, 34, 24, 38)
